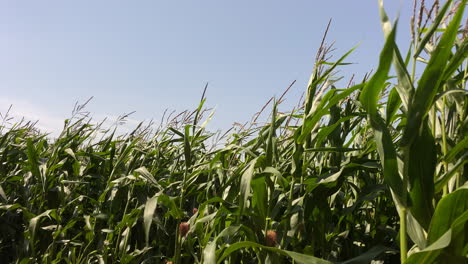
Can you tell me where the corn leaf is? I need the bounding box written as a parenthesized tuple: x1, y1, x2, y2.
(401, 0, 466, 146)
(217, 241, 332, 264)
(359, 19, 407, 205)
(143, 194, 158, 246)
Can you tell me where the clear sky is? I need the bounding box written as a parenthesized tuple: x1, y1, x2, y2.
(0, 0, 413, 135)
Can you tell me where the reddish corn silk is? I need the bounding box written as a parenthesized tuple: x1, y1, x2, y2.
(266, 230, 277, 247)
(179, 222, 190, 237)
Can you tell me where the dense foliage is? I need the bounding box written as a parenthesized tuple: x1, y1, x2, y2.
(1, 1, 467, 263)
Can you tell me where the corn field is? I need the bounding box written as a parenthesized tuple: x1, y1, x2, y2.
(0, 1, 467, 263)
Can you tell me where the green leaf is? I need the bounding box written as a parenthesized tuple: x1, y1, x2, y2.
(340, 245, 393, 264)
(406, 210, 468, 263)
(143, 194, 158, 246)
(379, 0, 414, 110)
(239, 158, 258, 216)
(427, 184, 468, 248)
(315, 115, 355, 147)
(304, 45, 357, 117)
(26, 138, 41, 180)
(311, 45, 357, 89)
(157, 194, 184, 219)
(265, 100, 277, 166)
(435, 153, 468, 193)
(386, 87, 402, 125)
(434, 88, 468, 104)
(442, 38, 468, 81)
(444, 136, 468, 163)
(0, 184, 6, 201)
(169, 127, 184, 137)
(217, 241, 332, 264)
(184, 125, 192, 168)
(193, 83, 208, 129)
(406, 211, 427, 249)
(251, 176, 268, 220)
(406, 228, 452, 264)
(64, 148, 76, 160)
(203, 241, 217, 264)
(135, 167, 161, 189)
(360, 16, 410, 205)
(264, 167, 288, 189)
(298, 84, 363, 144)
(359, 18, 396, 117)
(407, 123, 436, 229)
(401, 0, 466, 146)
(203, 225, 241, 264)
(29, 210, 54, 252)
(367, 116, 407, 206)
(392, 45, 414, 111)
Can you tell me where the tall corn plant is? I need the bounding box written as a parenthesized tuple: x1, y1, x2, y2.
(0, 1, 466, 263)
(360, 0, 468, 262)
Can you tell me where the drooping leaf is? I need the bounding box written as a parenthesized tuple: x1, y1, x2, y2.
(406, 228, 453, 264)
(28, 210, 54, 251)
(143, 194, 158, 246)
(217, 241, 332, 264)
(203, 225, 242, 264)
(340, 245, 394, 264)
(135, 167, 161, 189)
(406, 211, 427, 250)
(239, 157, 258, 216)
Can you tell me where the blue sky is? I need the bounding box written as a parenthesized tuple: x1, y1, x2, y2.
(0, 0, 413, 134)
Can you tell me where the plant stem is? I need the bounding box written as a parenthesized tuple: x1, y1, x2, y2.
(174, 229, 181, 264)
(400, 207, 408, 263)
(114, 184, 134, 257)
(175, 175, 187, 264)
(400, 145, 410, 263)
(441, 95, 449, 195)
